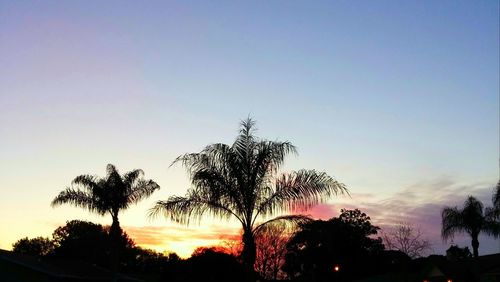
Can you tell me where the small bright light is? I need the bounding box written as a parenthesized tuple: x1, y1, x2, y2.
(447, 280, 453, 282)
(334, 265, 340, 272)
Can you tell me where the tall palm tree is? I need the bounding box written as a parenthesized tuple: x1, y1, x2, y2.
(150, 118, 347, 268)
(51, 164, 160, 270)
(441, 196, 499, 257)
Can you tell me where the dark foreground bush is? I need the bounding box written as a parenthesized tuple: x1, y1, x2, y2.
(165, 248, 254, 282)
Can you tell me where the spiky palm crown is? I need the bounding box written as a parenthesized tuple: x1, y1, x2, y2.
(151, 118, 347, 234)
(52, 164, 160, 217)
(441, 196, 499, 241)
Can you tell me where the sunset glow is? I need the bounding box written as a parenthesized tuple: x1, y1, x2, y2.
(0, 1, 498, 260)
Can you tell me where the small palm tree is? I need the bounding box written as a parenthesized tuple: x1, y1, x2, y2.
(441, 196, 499, 257)
(150, 118, 347, 268)
(51, 164, 160, 270)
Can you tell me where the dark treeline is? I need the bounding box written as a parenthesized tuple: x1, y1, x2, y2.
(12, 210, 400, 281)
(9, 119, 500, 282)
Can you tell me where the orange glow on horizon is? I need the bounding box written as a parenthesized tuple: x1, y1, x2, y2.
(124, 224, 241, 258)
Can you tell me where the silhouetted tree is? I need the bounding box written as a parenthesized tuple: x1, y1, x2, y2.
(254, 222, 291, 280)
(490, 180, 500, 219)
(52, 220, 110, 265)
(218, 238, 243, 257)
(124, 248, 179, 274)
(445, 245, 472, 261)
(382, 222, 431, 259)
(12, 237, 55, 256)
(283, 209, 384, 281)
(441, 196, 499, 257)
(51, 164, 159, 271)
(51, 220, 135, 267)
(151, 118, 346, 269)
(177, 248, 250, 282)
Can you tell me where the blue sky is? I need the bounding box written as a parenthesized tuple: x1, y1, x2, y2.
(0, 1, 498, 257)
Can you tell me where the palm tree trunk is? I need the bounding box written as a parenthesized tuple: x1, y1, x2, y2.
(241, 228, 256, 269)
(110, 213, 122, 276)
(471, 234, 479, 258)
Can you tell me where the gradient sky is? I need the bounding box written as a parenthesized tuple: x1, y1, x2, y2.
(1, 1, 499, 258)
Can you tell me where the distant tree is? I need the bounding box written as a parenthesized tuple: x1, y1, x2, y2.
(51, 164, 160, 270)
(12, 237, 55, 256)
(488, 180, 500, 219)
(445, 245, 472, 261)
(254, 222, 291, 280)
(124, 247, 179, 273)
(382, 222, 431, 259)
(191, 246, 233, 256)
(283, 209, 384, 281)
(181, 248, 250, 282)
(151, 118, 347, 269)
(51, 220, 134, 267)
(218, 238, 243, 257)
(441, 196, 499, 257)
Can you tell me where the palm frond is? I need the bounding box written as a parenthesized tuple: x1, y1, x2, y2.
(233, 118, 257, 163)
(482, 211, 500, 238)
(253, 214, 312, 235)
(149, 194, 243, 225)
(124, 169, 144, 187)
(172, 144, 230, 173)
(51, 188, 104, 214)
(72, 175, 99, 192)
(256, 170, 347, 218)
(106, 164, 118, 176)
(172, 144, 247, 218)
(441, 207, 465, 241)
(128, 179, 160, 204)
(251, 141, 296, 187)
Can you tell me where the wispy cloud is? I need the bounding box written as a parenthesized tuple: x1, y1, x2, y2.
(306, 176, 498, 255)
(120, 177, 497, 257)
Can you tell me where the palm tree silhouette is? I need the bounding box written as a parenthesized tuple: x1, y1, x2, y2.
(51, 164, 160, 271)
(441, 196, 499, 257)
(151, 118, 347, 268)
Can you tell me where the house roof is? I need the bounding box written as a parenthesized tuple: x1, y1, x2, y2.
(0, 249, 142, 282)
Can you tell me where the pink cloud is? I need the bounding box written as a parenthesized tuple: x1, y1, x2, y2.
(296, 177, 498, 256)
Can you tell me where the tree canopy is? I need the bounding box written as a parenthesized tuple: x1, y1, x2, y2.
(283, 209, 384, 281)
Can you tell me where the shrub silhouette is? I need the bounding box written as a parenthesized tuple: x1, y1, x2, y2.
(283, 209, 384, 281)
(12, 236, 55, 256)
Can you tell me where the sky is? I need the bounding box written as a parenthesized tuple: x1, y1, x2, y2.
(0, 1, 499, 258)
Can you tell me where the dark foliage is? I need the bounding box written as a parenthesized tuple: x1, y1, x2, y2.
(446, 245, 472, 261)
(12, 220, 180, 281)
(167, 248, 254, 282)
(283, 209, 385, 281)
(51, 220, 134, 268)
(12, 236, 55, 256)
